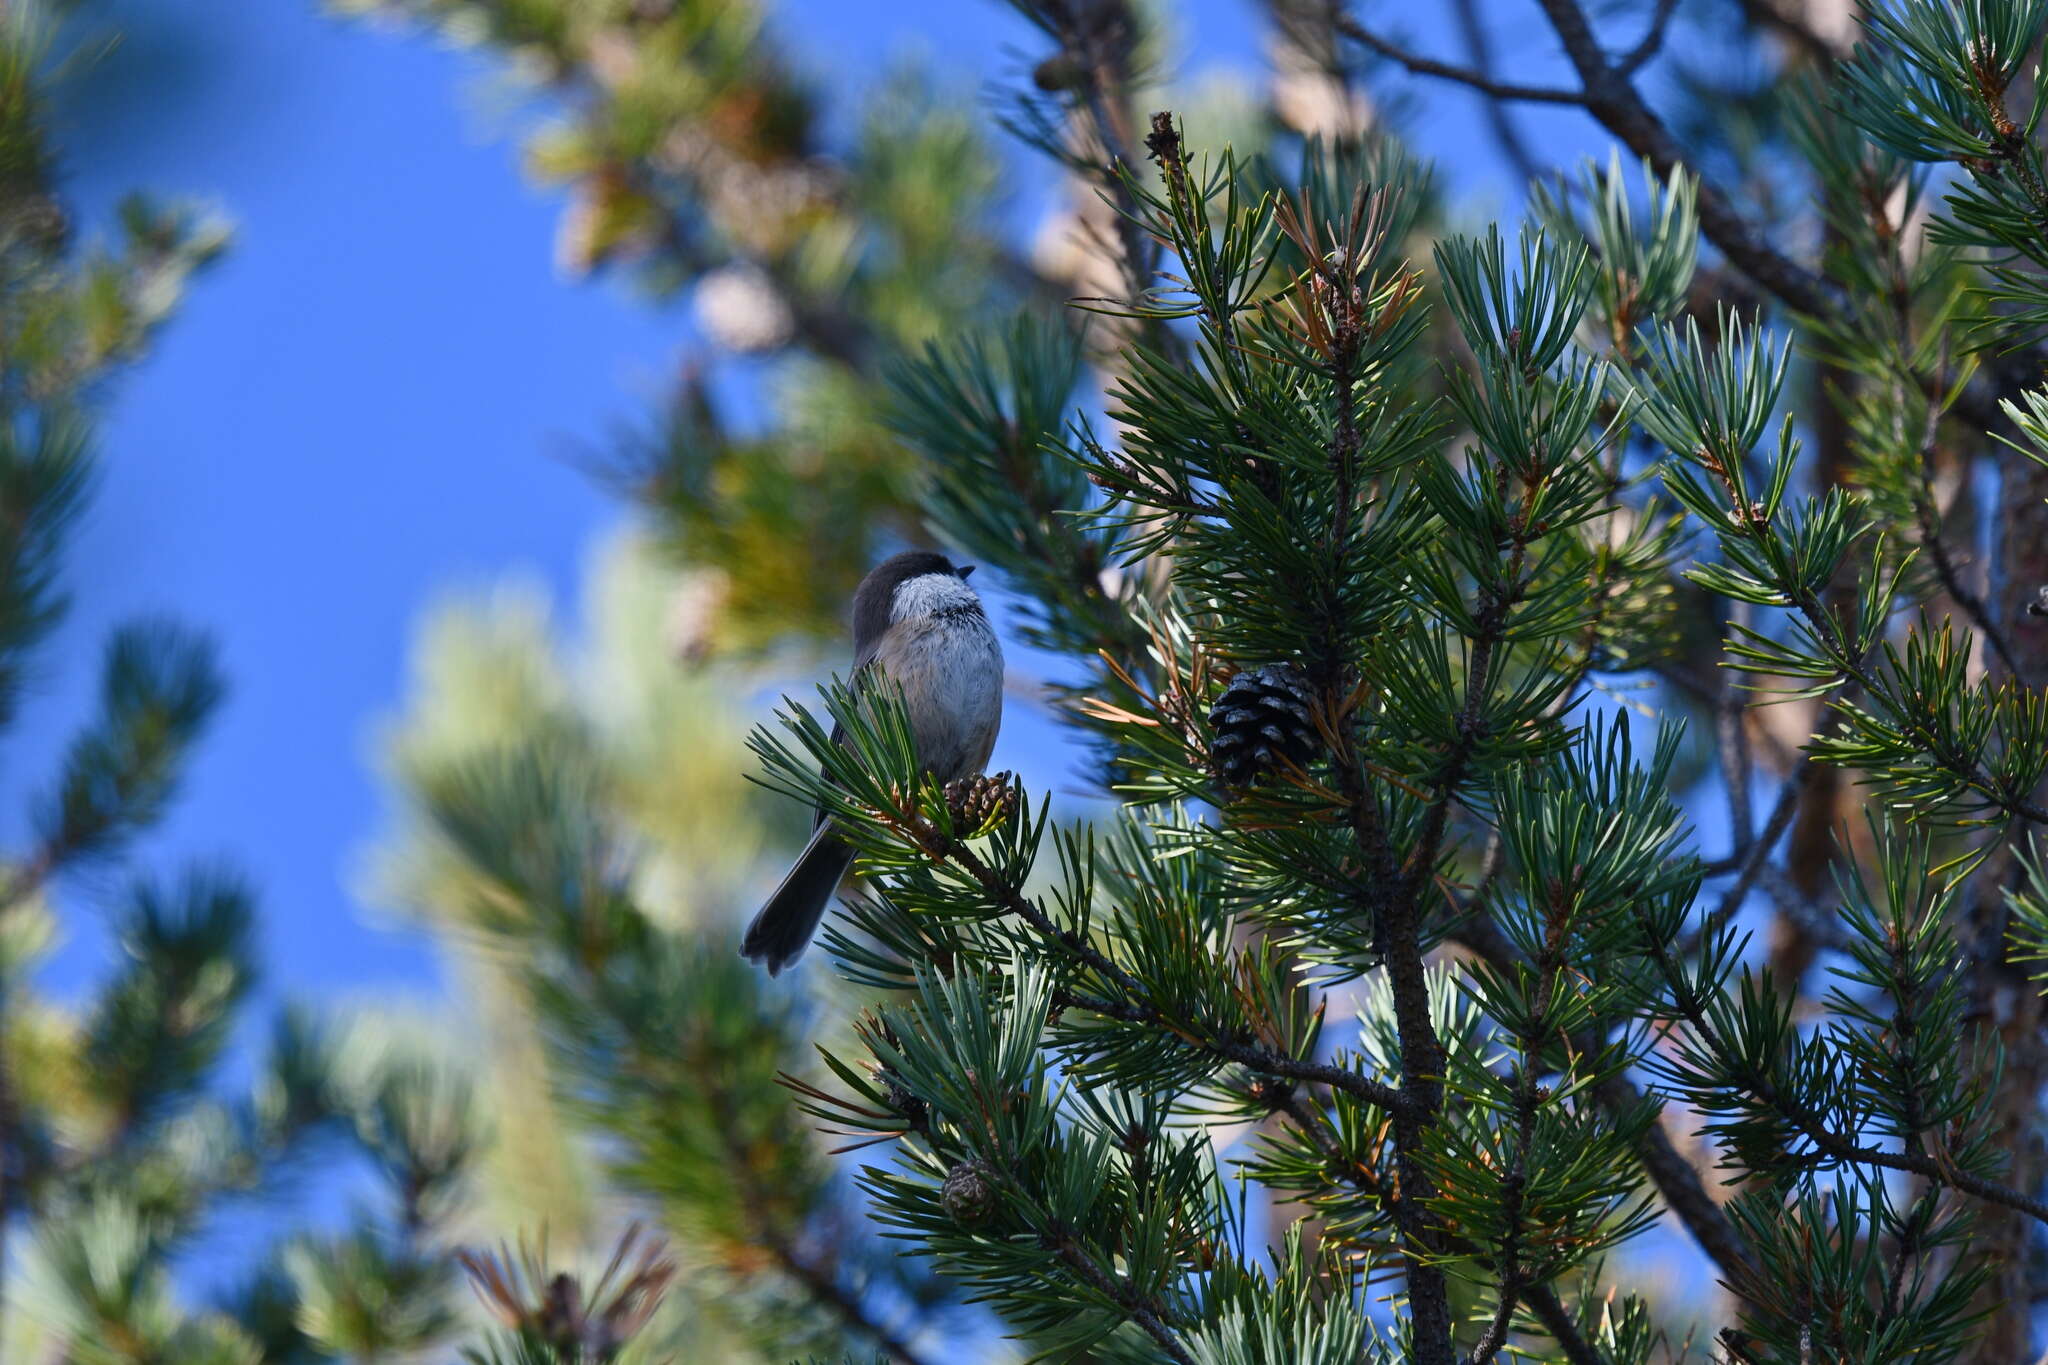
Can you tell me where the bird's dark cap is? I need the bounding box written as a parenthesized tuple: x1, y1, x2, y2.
(851, 550, 974, 646)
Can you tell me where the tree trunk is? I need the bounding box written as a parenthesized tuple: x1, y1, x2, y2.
(1969, 448, 2048, 1358)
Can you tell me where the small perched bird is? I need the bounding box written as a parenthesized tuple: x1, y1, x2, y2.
(741, 550, 1003, 975)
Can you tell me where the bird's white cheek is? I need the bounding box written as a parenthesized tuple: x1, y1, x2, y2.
(890, 573, 982, 623)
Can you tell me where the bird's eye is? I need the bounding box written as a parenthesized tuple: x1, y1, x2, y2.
(956, 564, 976, 580)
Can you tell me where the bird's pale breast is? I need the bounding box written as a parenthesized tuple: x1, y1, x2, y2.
(873, 611, 1003, 783)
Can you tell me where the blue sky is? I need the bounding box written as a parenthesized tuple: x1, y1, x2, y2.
(28, 0, 1592, 1014)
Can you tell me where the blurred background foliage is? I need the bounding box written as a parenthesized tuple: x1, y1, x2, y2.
(329, 0, 1040, 651)
(0, 4, 506, 1360)
(9, 0, 2048, 1359)
(361, 533, 985, 1361)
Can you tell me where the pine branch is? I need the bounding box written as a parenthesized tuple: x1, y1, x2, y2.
(1307, 217, 1518, 1365)
(1636, 907, 2048, 1228)
(705, 1022, 945, 1364)
(465, 852, 944, 1360)
(1466, 959, 1552, 1365)
(1465, 1297, 1516, 1365)
(1353, 282, 1577, 1357)
(1353, 604, 1510, 1364)
(1354, 0, 1805, 306)
(1343, 0, 2031, 442)
(1974, 73, 2048, 241)
(932, 832, 1419, 1116)
(768, 1235, 937, 1365)
(1776, 545, 2048, 828)
(1544, 0, 2048, 438)
(1018, 0, 1158, 308)
(1523, 0, 1834, 318)
(1285, 1075, 1615, 1365)
(1276, 1091, 1396, 1207)
(1054, 1236, 1195, 1365)
(1523, 1283, 1611, 1365)
(1654, 361, 2048, 832)
(1453, 911, 1762, 1290)
(1143, 111, 1238, 371)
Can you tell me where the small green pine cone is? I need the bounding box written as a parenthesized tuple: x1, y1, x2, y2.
(941, 1159, 998, 1226)
(875, 1067, 929, 1132)
(1208, 663, 1319, 787)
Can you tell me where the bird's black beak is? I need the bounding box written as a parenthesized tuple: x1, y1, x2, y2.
(956, 564, 976, 580)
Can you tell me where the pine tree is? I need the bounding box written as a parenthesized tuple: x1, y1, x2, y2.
(768, 108, 2048, 1365)
(340, 0, 2048, 1358)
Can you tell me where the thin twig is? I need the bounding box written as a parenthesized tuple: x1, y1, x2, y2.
(1332, 13, 1589, 104)
(1692, 758, 1813, 948)
(1614, 0, 1681, 77)
(1469, 925, 1561, 1365)
(1467, 1294, 1520, 1365)
(1715, 609, 1756, 849)
(1447, 0, 1544, 187)
(1911, 415, 2030, 686)
(1602, 1072, 1761, 1284)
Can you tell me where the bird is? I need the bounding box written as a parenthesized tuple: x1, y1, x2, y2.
(741, 549, 1003, 975)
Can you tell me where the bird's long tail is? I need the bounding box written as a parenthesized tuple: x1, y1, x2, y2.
(740, 827, 857, 976)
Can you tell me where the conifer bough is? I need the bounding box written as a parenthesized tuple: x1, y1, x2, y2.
(755, 4, 2048, 1354)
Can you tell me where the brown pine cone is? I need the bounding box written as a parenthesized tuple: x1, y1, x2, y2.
(945, 771, 1019, 832)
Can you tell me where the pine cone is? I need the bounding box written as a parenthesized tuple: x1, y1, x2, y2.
(1208, 663, 1319, 787)
(941, 1159, 998, 1226)
(945, 771, 1018, 831)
